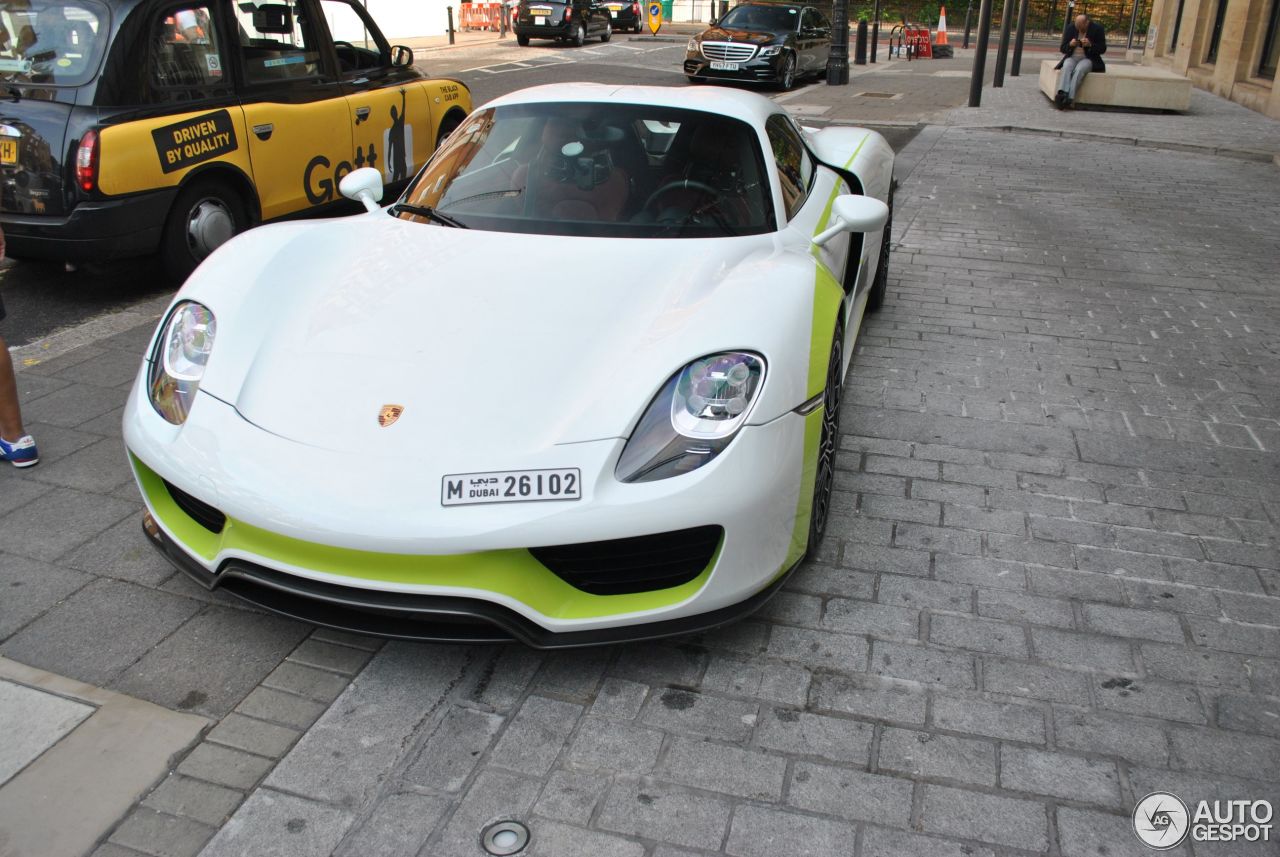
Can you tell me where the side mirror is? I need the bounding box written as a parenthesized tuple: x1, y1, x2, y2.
(812, 195, 889, 246)
(391, 44, 414, 67)
(339, 167, 384, 212)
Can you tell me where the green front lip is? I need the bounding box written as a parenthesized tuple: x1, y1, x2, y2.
(130, 454, 718, 621)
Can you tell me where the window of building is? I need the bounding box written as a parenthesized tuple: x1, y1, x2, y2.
(1169, 0, 1185, 50)
(1205, 0, 1228, 62)
(1259, 0, 1279, 78)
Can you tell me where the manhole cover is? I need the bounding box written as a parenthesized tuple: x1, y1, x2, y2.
(854, 91, 902, 99)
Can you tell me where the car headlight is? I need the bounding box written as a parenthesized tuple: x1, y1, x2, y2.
(148, 301, 216, 425)
(759, 44, 783, 56)
(687, 37, 699, 52)
(616, 352, 765, 483)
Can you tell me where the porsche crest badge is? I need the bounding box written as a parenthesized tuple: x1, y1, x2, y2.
(378, 404, 405, 427)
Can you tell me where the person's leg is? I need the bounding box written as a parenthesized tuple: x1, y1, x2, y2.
(0, 333, 37, 466)
(0, 334, 23, 440)
(1067, 61, 1091, 103)
(1056, 56, 1082, 97)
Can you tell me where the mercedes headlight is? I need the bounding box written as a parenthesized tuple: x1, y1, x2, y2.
(687, 37, 699, 52)
(147, 301, 216, 425)
(759, 44, 783, 56)
(616, 352, 765, 483)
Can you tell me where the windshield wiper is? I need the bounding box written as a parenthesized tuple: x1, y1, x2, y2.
(388, 203, 468, 228)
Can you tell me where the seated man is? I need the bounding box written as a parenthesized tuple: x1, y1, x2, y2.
(1054, 13, 1106, 109)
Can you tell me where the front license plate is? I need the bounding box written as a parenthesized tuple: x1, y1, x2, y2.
(0, 140, 17, 165)
(442, 468, 581, 506)
(710, 61, 739, 71)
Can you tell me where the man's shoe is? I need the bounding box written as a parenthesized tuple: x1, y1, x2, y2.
(0, 435, 38, 468)
(1054, 91, 1067, 108)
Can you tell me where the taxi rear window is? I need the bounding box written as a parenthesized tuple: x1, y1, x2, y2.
(0, 0, 108, 87)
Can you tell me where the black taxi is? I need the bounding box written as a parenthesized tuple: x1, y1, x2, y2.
(0, 0, 471, 277)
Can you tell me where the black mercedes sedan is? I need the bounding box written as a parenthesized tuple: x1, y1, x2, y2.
(684, 2, 832, 89)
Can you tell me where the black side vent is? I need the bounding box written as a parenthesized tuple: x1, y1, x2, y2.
(530, 525, 723, 596)
(164, 480, 227, 534)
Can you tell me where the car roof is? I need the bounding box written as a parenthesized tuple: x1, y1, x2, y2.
(481, 83, 783, 127)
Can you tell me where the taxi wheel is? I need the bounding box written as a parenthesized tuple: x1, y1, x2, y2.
(162, 180, 246, 281)
(601, 22, 611, 41)
(517, 34, 529, 45)
(436, 113, 464, 149)
(572, 23, 585, 45)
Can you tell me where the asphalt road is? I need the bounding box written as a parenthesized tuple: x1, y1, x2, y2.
(0, 36, 922, 348)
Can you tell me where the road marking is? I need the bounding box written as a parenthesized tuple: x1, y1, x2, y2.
(464, 54, 576, 73)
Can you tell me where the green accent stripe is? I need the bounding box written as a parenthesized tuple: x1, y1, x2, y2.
(131, 455, 718, 621)
(784, 132, 873, 569)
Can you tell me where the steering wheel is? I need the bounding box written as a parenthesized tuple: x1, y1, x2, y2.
(642, 179, 719, 217)
(333, 40, 360, 70)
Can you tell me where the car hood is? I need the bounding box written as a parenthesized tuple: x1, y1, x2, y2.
(697, 27, 782, 44)
(185, 214, 815, 458)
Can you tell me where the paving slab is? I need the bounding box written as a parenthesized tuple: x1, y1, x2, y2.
(0, 658, 207, 857)
(0, 679, 93, 786)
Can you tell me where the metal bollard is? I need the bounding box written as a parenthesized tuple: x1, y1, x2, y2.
(854, 19, 867, 64)
(447, 5, 456, 44)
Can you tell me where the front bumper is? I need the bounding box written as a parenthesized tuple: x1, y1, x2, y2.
(124, 376, 815, 642)
(0, 188, 175, 262)
(684, 53, 785, 83)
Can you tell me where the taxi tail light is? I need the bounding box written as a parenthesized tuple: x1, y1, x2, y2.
(76, 130, 99, 193)
(631, 2, 639, 14)
(564, 4, 572, 18)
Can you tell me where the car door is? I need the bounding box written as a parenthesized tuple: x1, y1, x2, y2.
(766, 113, 850, 288)
(316, 0, 432, 187)
(795, 8, 819, 73)
(808, 8, 832, 71)
(230, 0, 352, 220)
(96, 1, 256, 199)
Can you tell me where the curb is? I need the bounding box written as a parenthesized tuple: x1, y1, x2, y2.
(9, 294, 170, 368)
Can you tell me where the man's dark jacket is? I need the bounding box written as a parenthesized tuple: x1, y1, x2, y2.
(1055, 20, 1106, 72)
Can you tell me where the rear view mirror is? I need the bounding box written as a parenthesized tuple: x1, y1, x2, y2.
(252, 4, 293, 33)
(391, 44, 414, 67)
(812, 194, 889, 245)
(339, 167, 384, 212)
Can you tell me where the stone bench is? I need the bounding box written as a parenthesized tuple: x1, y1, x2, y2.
(1038, 59, 1192, 112)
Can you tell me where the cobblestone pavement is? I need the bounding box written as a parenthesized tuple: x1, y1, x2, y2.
(181, 129, 1280, 857)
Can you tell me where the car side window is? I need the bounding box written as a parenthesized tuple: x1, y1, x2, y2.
(812, 10, 830, 29)
(231, 0, 324, 84)
(317, 0, 390, 74)
(766, 113, 814, 221)
(150, 4, 228, 94)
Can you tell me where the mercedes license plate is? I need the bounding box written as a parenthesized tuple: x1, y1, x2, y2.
(710, 61, 739, 71)
(442, 468, 581, 506)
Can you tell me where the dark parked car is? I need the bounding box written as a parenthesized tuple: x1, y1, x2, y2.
(684, 2, 831, 90)
(514, 0, 612, 45)
(602, 0, 643, 32)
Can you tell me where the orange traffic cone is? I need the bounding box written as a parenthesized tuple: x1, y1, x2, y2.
(933, 5, 954, 56)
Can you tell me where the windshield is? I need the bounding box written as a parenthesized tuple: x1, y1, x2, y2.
(397, 102, 775, 238)
(717, 4, 799, 30)
(0, 0, 108, 87)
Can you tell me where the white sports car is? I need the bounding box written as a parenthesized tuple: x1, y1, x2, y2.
(123, 83, 895, 648)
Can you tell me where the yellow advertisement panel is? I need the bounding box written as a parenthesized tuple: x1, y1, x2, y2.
(98, 106, 255, 196)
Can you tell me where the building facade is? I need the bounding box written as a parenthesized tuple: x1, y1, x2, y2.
(1144, 0, 1280, 117)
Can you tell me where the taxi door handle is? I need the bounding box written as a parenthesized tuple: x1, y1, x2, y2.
(252, 123, 274, 141)
(354, 106, 371, 124)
